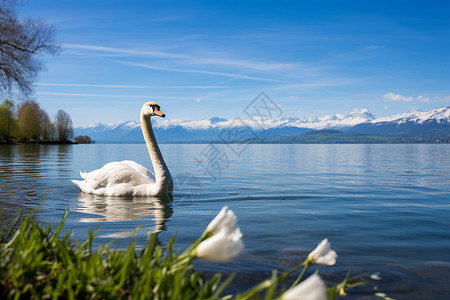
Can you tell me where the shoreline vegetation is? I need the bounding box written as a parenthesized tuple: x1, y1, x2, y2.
(0, 140, 78, 145)
(1, 99, 93, 144)
(0, 136, 93, 145)
(0, 99, 78, 144)
(0, 209, 371, 300)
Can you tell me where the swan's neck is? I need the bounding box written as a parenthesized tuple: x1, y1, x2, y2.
(141, 113, 172, 195)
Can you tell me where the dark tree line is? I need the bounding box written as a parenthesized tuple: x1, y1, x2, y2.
(0, 99, 73, 142)
(74, 135, 92, 144)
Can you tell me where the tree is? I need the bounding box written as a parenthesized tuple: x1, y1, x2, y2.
(0, 0, 59, 97)
(40, 111, 55, 141)
(17, 99, 50, 140)
(54, 109, 73, 141)
(0, 98, 16, 140)
(74, 135, 92, 144)
(17, 100, 41, 140)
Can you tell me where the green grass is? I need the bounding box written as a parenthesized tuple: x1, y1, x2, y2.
(0, 211, 372, 300)
(0, 211, 234, 300)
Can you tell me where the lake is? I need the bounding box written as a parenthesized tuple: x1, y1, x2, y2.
(1, 143, 449, 299)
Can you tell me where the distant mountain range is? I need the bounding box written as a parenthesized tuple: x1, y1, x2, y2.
(348, 106, 450, 137)
(74, 106, 450, 143)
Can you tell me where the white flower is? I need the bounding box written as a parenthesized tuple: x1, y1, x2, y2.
(282, 274, 327, 300)
(196, 206, 244, 262)
(308, 239, 337, 265)
(205, 206, 237, 235)
(196, 227, 244, 262)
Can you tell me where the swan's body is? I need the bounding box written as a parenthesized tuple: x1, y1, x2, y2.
(71, 102, 173, 196)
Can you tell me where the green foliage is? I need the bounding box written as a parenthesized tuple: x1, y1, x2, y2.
(0, 99, 75, 143)
(55, 109, 74, 141)
(0, 212, 233, 300)
(74, 135, 92, 143)
(17, 101, 43, 140)
(0, 99, 16, 140)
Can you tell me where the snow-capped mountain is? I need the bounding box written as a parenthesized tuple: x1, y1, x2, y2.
(74, 109, 372, 143)
(368, 106, 450, 125)
(286, 108, 375, 130)
(74, 107, 450, 143)
(349, 106, 450, 136)
(151, 108, 374, 131)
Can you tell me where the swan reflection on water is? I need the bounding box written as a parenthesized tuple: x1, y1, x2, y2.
(75, 193, 173, 237)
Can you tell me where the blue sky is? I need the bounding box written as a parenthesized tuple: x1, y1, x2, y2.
(15, 0, 450, 126)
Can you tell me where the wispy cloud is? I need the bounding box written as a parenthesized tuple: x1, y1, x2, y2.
(417, 95, 430, 103)
(436, 96, 450, 102)
(34, 83, 226, 89)
(64, 44, 183, 60)
(272, 77, 360, 90)
(62, 43, 361, 90)
(36, 92, 194, 100)
(64, 43, 297, 73)
(383, 92, 413, 102)
(108, 59, 285, 83)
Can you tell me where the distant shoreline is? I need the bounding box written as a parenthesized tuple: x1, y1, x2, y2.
(0, 140, 78, 145)
(31, 141, 448, 144)
(2, 139, 449, 145)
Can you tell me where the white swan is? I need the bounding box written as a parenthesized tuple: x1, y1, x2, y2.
(71, 102, 173, 196)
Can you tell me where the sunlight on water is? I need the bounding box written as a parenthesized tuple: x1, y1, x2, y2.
(1, 143, 449, 299)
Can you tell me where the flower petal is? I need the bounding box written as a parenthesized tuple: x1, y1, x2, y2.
(282, 274, 327, 300)
(313, 250, 337, 265)
(308, 239, 329, 259)
(308, 239, 337, 266)
(206, 206, 229, 234)
(196, 228, 244, 262)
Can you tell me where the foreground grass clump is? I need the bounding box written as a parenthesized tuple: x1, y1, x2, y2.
(0, 212, 232, 299)
(0, 207, 371, 300)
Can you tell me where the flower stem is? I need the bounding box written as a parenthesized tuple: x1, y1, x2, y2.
(177, 230, 211, 261)
(290, 259, 310, 288)
(235, 278, 274, 300)
(279, 260, 307, 281)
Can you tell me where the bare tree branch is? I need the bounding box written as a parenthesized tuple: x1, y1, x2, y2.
(0, 0, 59, 97)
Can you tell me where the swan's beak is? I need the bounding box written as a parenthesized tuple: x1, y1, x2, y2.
(153, 107, 166, 118)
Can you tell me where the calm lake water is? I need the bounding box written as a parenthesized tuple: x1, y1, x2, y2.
(1, 143, 449, 299)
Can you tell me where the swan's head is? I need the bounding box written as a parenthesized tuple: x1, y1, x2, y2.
(142, 101, 165, 118)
